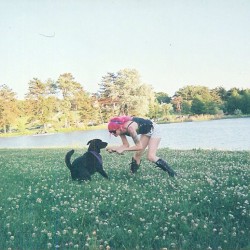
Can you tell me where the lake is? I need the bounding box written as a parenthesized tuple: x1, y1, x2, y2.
(0, 118, 250, 150)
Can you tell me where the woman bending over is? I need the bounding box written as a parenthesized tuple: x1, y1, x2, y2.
(107, 116, 176, 177)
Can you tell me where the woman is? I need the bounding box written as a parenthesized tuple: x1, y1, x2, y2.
(107, 116, 176, 177)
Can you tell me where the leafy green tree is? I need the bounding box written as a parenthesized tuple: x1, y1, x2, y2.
(78, 92, 99, 126)
(57, 73, 82, 127)
(160, 103, 173, 117)
(175, 85, 201, 101)
(181, 100, 192, 114)
(57, 73, 96, 127)
(176, 85, 223, 114)
(240, 89, 250, 114)
(98, 69, 156, 118)
(226, 89, 242, 114)
(155, 92, 171, 104)
(205, 101, 219, 115)
(213, 86, 228, 102)
(25, 78, 58, 130)
(191, 97, 206, 114)
(0, 85, 19, 133)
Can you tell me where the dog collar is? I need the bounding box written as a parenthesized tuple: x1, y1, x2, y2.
(89, 151, 103, 165)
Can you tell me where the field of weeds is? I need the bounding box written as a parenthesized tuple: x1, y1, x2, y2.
(0, 148, 249, 250)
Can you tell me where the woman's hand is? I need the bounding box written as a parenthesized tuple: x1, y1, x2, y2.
(106, 147, 117, 153)
(106, 145, 127, 154)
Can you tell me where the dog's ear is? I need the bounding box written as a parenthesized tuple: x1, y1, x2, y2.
(87, 140, 93, 145)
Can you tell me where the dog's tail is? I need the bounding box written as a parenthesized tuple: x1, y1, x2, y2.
(65, 149, 74, 170)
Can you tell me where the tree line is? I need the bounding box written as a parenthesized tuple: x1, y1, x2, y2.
(0, 68, 250, 133)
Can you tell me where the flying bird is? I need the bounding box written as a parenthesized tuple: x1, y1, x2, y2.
(39, 32, 55, 38)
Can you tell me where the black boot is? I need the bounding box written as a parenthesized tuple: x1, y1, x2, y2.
(155, 159, 176, 177)
(130, 157, 140, 173)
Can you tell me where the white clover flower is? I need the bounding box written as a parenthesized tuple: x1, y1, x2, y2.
(36, 198, 42, 203)
(10, 236, 14, 240)
(170, 243, 176, 248)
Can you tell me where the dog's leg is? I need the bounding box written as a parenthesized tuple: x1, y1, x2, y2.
(98, 169, 109, 179)
(78, 169, 92, 182)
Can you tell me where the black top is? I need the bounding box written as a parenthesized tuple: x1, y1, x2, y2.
(126, 117, 153, 135)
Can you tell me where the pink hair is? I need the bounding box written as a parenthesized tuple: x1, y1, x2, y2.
(108, 116, 132, 131)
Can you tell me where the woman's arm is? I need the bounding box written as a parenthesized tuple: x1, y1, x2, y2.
(115, 126, 143, 154)
(120, 134, 130, 147)
(106, 135, 130, 153)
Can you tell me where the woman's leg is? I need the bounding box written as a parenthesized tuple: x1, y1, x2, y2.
(133, 135, 150, 164)
(147, 136, 177, 177)
(130, 135, 150, 173)
(146, 137, 161, 162)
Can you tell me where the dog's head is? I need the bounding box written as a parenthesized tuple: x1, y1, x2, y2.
(87, 139, 108, 153)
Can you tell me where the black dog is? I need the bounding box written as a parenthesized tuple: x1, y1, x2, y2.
(65, 139, 108, 181)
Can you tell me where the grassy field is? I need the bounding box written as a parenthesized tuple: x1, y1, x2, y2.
(0, 148, 249, 250)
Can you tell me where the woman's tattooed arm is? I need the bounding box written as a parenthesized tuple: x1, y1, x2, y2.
(130, 129, 140, 145)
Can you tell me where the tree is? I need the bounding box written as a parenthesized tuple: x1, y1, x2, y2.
(213, 86, 228, 101)
(57, 73, 96, 127)
(25, 78, 58, 130)
(155, 92, 171, 104)
(181, 100, 192, 114)
(0, 85, 18, 133)
(226, 88, 241, 114)
(78, 92, 99, 126)
(98, 69, 156, 118)
(171, 95, 183, 113)
(191, 97, 206, 114)
(241, 89, 250, 114)
(176, 85, 223, 115)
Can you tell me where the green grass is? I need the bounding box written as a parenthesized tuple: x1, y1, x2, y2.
(0, 148, 249, 250)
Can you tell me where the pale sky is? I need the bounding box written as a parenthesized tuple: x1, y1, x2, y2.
(1, 0, 250, 99)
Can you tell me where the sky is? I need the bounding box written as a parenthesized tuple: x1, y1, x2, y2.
(1, 0, 250, 99)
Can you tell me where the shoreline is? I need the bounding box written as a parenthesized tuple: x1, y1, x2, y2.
(1, 114, 249, 138)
